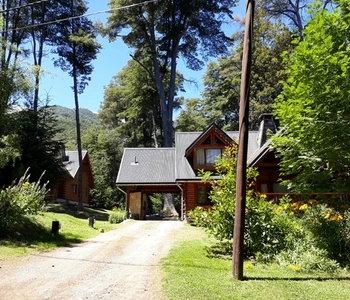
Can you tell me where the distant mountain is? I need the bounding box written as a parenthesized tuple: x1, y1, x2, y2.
(48, 105, 100, 150)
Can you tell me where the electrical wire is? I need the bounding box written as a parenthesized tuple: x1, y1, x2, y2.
(0, 0, 49, 14)
(0, 0, 157, 34)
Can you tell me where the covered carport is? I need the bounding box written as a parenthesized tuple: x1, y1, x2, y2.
(116, 147, 184, 220)
(122, 185, 182, 220)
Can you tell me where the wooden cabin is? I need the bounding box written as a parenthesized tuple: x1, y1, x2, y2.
(50, 150, 94, 205)
(117, 114, 285, 220)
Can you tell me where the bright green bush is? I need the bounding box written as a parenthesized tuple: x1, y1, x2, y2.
(0, 169, 48, 238)
(277, 200, 350, 271)
(108, 207, 126, 224)
(189, 145, 350, 273)
(245, 195, 295, 259)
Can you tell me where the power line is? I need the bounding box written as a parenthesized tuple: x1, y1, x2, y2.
(0, 0, 49, 14)
(0, 0, 157, 34)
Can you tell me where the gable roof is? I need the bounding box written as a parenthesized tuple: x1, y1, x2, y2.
(174, 130, 261, 180)
(116, 124, 268, 185)
(185, 123, 235, 155)
(64, 150, 88, 178)
(116, 148, 176, 184)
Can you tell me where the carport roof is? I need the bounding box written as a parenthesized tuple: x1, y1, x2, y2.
(116, 148, 176, 184)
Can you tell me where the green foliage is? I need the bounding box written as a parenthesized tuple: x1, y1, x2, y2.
(189, 144, 258, 242)
(0, 134, 21, 168)
(201, 4, 292, 129)
(0, 109, 65, 188)
(108, 207, 126, 224)
(0, 170, 48, 238)
(244, 196, 294, 259)
(190, 144, 350, 272)
(149, 193, 163, 214)
(175, 98, 208, 132)
(82, 127, 124, 209)
(105, 0, 234, 146)
(99, 59, 162, 147)
(272, 0, 350, 192)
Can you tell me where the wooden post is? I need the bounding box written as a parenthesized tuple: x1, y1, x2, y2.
(233, 0, 255, 280)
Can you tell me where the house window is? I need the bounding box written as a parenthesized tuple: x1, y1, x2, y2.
(197, 186, 212, 205)
(260, 184, 268, 193)
(273, 183, 289, 193)
(197, 148, 222, 166)
(72, 184, 77, 194)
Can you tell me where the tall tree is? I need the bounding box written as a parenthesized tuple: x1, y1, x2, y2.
(28, 0, 50, 112)
(52, 0, 100, 211)
(261, 0, 334, 38)
(99, 59, 163, 147)
(0, 108, 64, 187)
(202, 53, 241, 130)
(0, 0, 34, 107)
(202, 5, 292, 129)
(175, 98, 208, 132)
(272, 0, 350, 193)
(105, 0, 235, 147)
(82, 126, 124, 209)
(0, 1, 34, 168)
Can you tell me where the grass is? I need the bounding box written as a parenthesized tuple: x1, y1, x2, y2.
(0, 203, 120, 260)
(162, 224, 350, 300)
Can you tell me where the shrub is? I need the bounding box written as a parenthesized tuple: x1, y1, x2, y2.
(244, 195, 294, 259)
(108, 207, 126, 224)
(190, 145, 350, 272)
(0, 169, 48, 238)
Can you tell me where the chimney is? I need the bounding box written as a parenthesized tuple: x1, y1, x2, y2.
(257, 113, 277, 147)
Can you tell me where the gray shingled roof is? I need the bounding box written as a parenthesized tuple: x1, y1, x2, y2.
(117, 127, 265, 185)
(64, 150, 88, 178)
(116, 148, 176, 184)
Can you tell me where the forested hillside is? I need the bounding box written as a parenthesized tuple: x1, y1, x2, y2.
(48, 105, 99, 150)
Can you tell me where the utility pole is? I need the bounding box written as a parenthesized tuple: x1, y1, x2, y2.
(232, 0, 255, 280)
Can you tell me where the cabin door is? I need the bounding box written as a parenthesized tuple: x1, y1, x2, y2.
(129, 192, 142, 219)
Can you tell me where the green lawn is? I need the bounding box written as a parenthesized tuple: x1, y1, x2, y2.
(0, 203, 120, 259)
(162, 224, 350, 300)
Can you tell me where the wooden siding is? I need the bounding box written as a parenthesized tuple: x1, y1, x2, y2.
(61, 169, 92, 204)
(185, 182, 198, 211)
(51, 154, 94, 205)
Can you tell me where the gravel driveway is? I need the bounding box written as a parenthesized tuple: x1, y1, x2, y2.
(0, 220, 184, 300)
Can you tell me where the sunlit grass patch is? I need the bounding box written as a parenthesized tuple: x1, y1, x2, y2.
(162, 225, 350, 300)
(0, 204, 119, 260)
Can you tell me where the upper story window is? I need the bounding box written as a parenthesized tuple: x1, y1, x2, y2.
(185, 124, 234, 171)
(197, 148, 222, 166)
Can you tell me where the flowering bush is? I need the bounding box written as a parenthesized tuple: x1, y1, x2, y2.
(0, 169, 49, 238)
(108, 207, 126, 224)
(189, 145, 350, 272)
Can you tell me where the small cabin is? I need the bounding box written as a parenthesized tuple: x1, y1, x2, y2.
(49, 150, 94, 205)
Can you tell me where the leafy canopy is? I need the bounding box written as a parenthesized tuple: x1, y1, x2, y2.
(272, 0, 350, 193)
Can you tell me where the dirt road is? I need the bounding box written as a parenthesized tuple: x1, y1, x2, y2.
(0, 220, 183, 300)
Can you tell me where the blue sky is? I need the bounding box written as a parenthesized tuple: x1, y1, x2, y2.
(41, 0, 244, 113)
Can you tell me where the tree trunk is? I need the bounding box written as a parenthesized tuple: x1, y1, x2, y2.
(71, 0, 83, 212)
(162, 193, 178, 217)
(72, 59, 83, 212)
(31, 2, 47, 112)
